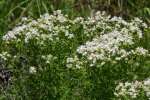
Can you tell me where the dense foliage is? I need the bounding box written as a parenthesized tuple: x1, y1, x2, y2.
(1, 0, 150, 34)
(0, 10, 149, 100)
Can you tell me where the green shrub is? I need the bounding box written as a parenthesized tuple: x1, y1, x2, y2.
(0, 10, 150, 100)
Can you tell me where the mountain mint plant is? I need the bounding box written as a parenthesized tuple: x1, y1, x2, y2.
(0, 10, 150, 99)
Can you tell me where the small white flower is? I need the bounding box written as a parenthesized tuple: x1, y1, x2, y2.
(66, 57, 74, 63)
(66, 64, 73, 68)
(29, 66, 36, 74)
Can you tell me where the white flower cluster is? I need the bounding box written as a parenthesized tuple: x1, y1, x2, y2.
(41, 54, 57, 64)
(2, 10, 149, 69)
(143, 78, 150, 98)
(66, 56, 83, 69)
(115, 78, 150, 99)
(76, 30, 149, 66)
(3, 10, 74, 43)
(77, 30, 132, 61)
(74, 11, 147, 38)
(0, 52, 11, 61)
(29, 66, 37, 74)
(134, 47, 149, 56)
(73, 12, 149, 67)
(3, 10, 147, 44)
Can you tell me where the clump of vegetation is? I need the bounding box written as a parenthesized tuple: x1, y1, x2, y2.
(0, 10, 149, 99)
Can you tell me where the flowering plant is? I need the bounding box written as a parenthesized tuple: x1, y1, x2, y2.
(0, 10, 149, 99)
